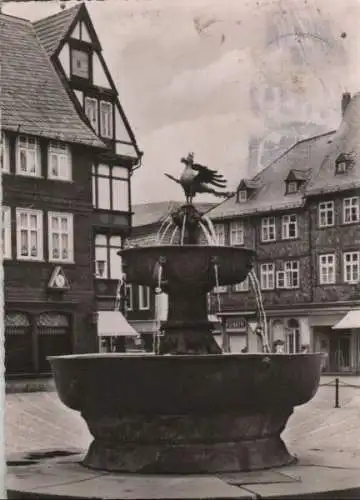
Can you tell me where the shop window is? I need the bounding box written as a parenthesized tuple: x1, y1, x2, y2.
(286, 318, 300, 353)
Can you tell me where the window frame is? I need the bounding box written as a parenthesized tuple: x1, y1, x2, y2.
(261, 216, 276, 242)
(47, 141, 72, 181)
(92, 164, 130, 213)
(284, 260, 300, 289)
(1, 133, 10, 173)
(343, 251, 360, 284)
(237, 189, 247, 202)
(343, 197, 360, 224)
(281, 214, 298, 240)
(2, 206, 12, 259)
(16, 135, 41, 177)
(95, 234, 123, 280)
(71, 47, 90, 80)
(138, 285, 150, 310)
(84, 96, 98, 134)
(16, 208, 43, 261)
(286, 181, 298, 194)
(125, 284, 133, 311)
(48, 212, 74, 263)
(319, 253, 336, 285)
(229, 221, 244, 246)
(260, 263, 275, 290)
(318, 201, 335, 228)
(100, 100, 114, 139)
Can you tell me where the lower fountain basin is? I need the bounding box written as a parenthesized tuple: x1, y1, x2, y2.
(49, 352, 323, 474)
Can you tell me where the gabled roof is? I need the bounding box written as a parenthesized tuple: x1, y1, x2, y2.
(0, 13, 104, 148)
(132, 202, 216, 228)
(286, 169, 309, 182)
(208, 131, 335, 220)
(33, 4, 82, 57)
(238, 179, 261, 190)
(307, 95, 360, 195)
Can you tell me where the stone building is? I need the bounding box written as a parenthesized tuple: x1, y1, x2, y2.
(2, 3, 141, 376)
(208, 93, 360, 374)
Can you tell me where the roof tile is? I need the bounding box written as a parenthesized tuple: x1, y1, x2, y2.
(0, 13, 104, 148)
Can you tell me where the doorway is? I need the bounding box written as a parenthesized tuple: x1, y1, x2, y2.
(329, 333, 351, 372)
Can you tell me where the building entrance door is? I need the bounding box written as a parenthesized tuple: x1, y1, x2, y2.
(329, 333, 351, 372)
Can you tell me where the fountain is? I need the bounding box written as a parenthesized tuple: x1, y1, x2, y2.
(47, 157, 323, 476)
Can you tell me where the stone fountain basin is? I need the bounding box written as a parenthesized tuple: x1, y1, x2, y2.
(48, 353, 323, 474)
(119, 245, 255, 288)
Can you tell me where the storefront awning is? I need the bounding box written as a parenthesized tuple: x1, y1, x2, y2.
(332, 309, 360, 330)
(97, 311, 138, 337)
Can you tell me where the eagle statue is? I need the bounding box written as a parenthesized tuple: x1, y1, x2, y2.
(165, 153, 231, 204)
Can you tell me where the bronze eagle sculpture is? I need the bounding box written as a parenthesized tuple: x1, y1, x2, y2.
(165, 153, 231, 204)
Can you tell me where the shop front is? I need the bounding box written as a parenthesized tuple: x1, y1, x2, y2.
(311, 310, 360, 374)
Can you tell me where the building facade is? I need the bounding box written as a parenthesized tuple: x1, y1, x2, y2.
(2, 3, 141, 376)
(208, 93, 360, 374)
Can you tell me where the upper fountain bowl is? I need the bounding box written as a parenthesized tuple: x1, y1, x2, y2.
(119, 245, 255, 290)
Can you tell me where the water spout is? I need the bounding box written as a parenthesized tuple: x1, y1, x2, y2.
(199, 221, 215, 245)
(157, 215, 172, 244)
(170, 226, 179, 244)
(159, 220, 173, 245)
(202, 215, 218, 243)
(248, 270, 270, 353)
(180, 213, 187, 245)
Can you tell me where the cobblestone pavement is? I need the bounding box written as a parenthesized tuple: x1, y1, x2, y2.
(6, 376, 360, 457)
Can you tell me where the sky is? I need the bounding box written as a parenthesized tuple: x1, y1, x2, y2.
(4, 0, 360, 203)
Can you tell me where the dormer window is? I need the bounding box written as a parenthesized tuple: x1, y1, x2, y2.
(236, 179, 260, 203)
(238, 190, 247, 202)
(336, 162, 347, 174)
(285, 169, 307, 195)
(71, 48, 90, 79)
(287, 181, 298, 194)
(335, 153, 353, 175)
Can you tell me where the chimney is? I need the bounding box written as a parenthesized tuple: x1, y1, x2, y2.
(341, 92, 351, 117)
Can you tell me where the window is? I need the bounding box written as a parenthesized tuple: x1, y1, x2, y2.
(284, 260, 300, 288)
(286, 319, 300, 353)
(71, 48, 90, 79)
(92, 164, 129, 212)
(261, 217, 276, 242)
(2, 206, 11, 259)
(318, 201, 334, 228)
(139, 285, 150, 310)
(214, 223, 225, 246)
(48, 142, 72, 181)
(229, 221, 244, 245)
(100, 101, 113, 139)
(95, 234, 122, 279)
(125, 284, 133, 311)
(287, 181, 298, 194)
(48, 212, 74, 262)
(85, 97, 98, 133)
(319, 254, 336, 284)
(276, 270, 285, 289)
(260, 263, 275, 290)
(238, 190, 247, 202)
(16, 136, 41, 177)
(343, 197, 359, 224)
(282, 214, 298, 239)
(16, 209, 43, 260)
(336, 161, 347, 174)
(1, 133, 9, 173)
(234, 276, 249, 292)
(343, 252, 360, 284)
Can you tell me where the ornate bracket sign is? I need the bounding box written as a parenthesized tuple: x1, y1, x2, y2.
(48, 266, 70, 291)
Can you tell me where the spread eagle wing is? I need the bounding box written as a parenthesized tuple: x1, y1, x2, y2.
(191, 163, 227, 188)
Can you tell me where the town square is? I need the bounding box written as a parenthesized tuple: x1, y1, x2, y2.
(2, 0, 360, 497)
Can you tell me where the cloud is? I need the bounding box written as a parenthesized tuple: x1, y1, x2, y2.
(4, 0, 360, 203)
